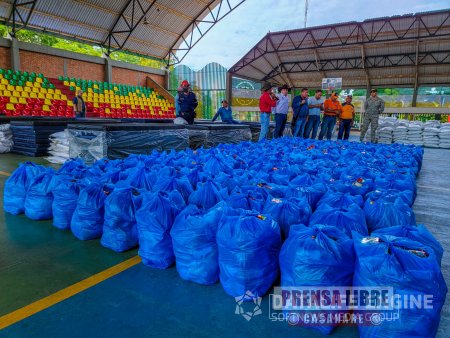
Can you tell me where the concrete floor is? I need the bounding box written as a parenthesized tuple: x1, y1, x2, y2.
(0, 146, 448, 338)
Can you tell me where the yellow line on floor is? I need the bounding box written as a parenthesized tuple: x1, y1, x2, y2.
(0, 170, 11, 177)
(0, 255, 141, 330)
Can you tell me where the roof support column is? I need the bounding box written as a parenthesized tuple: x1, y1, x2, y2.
(226, 71, 232, 105)
(361, 45, 371, 98)
(412, 24, 421, 107)
(10, 37, 20, 72)
(104, 56, 113, 83)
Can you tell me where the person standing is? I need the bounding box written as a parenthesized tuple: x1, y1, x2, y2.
(318, 92, 342, 141)
(292, 88, 309, 138)
(174, 86, 182, 117)
(73, 90, 86, 118)
(212, 99, 239, 124)
(273, 84, 290, 138)
(360, 88, 385, 143)
(259, 83, 277, 141)
(178, 80, 198, 125)
(304, 89, 324, 139)
(337, 95, 355, 141)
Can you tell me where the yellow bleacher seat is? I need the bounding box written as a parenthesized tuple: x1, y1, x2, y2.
(55, 89, 62, 95)
(32, 87, 39, 93)
(9, 97, 18, 103)
(21, 92, 29, 98)
(63, 81, 69, 86)
(87, 88, 93, 92)
(93, 84, 98, 89)
(24, 87, 31, 93)
(3, 90, 11, 97)
(69, 82, 75, 87)
(0, 84, 5, 91)
(16, 86, 23, 92)
(30, 92, 37, 98)
(68, 101, 73, 107)
(47, 89, 54, 94)
(54, 94, 61, 100)
(33, 82, 41, 88)
(46, 94, 53, 99)
(7, 85, 14, 91)
(36, 77, 43, 83)
(19, 98, 27, 104)
(1, 78, 8, 85)
(44, 99, 51, 105)
(94, 102, 99, 108)
(105, 108, 110, 114)
(61, 95, 67, 100)
(42, 105, 50, 112)
(93, 98, 98, 103)
(6, 103, 14, 110)
(76, 87, 81, 91)
(12, 91, 20, 97)
(25, 81, 33, 87)
(38, 93, 45, 99)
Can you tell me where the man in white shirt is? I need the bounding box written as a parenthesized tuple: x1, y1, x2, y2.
(273, 84, 290, 138)
(304, 89, 324, 139)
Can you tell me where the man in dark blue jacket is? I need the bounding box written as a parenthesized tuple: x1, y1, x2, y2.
(178, 80, 198, 124)
(292, 88, 309, 137)
(212, 100, 239, 124)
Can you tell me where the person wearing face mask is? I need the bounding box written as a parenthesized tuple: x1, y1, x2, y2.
(177, 80, 198, 124)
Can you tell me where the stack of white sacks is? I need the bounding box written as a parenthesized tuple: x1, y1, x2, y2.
(422, 121, 440, 148)
(406, 122, 424, 146)
(46, 130, 70, 164)
(375, 117, 450, 148)
(0, 124, 13, 153)
(392, 119, 409, 144)
(439, 123, 450, 149)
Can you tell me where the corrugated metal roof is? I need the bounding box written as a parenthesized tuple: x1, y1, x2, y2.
(0, 0, 236, 62)
(229, 9, 450, 88)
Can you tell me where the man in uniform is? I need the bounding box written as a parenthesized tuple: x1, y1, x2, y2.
(360, 89, 385, 143)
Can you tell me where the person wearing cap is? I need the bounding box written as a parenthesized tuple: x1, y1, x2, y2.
(177, 80, 198, 124)
(259, 82, 277, 141)
(73, 90, 86, 118)
(318, 92, 342, 141)
(360, 88, 385, 143)
(273, 84, 290, 138)
(337, 95, 355, 140)
(292, 88, 309, 138)
(305, 89, 324, 139)
(212, 99, 239, 124)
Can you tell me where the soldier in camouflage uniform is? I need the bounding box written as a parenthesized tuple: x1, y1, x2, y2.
(360, 88, 385, 143)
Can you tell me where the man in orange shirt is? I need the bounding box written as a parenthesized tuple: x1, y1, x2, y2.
(337, 95, 355, 140)
(318, 92, 342, 141)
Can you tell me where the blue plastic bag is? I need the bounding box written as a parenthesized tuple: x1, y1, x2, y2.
(52, 178, 83, 230)
(226, 188, 265, 212)
(364, 195, 416, 232)
(216, 211, 281, 299)
(71, 183, 114, 240)
(171, 203, 237, 285)
(154, 175, 193, 203)
(353, 234, 447, 338)
(4, 162, 45, 215)
(136, 190, 184, 269)
(310, 204, 368, 238)
(188, 179, 227, 210)
(317, 191, 364, 209)
(100, 187, 142, 252)
(263, 196, 311, 237)
(365, 188, 414, 207)
(122, 165, 154, 190)
(285, 183, 327, 210)
(24, 169, 56, 220)
(279, 224, 355, 335)
(371, 224, 443, 266)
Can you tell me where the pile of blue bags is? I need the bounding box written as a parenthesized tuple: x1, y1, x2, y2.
(4, 137, 447, 337)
